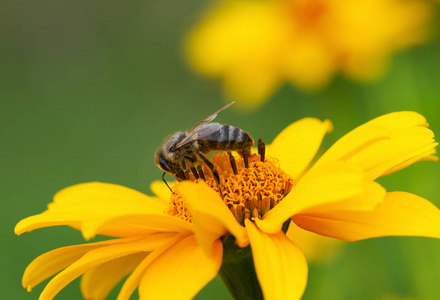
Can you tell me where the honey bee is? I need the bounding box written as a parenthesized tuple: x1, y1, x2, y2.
(155, 102, 260, 191)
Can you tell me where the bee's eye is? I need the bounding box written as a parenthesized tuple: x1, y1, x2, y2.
(159, 157, 171, 172)
(169, 146, 175, 152)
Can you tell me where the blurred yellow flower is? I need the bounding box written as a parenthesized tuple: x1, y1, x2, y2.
(16, 111, 439, 299)
(185, 0, 433, 108)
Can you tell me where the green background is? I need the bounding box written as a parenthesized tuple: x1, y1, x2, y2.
(2, 1, 440, 299)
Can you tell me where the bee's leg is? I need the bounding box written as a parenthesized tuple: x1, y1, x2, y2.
(228, 152, 238, 175)
(197, 166, 206, 181)
(242, 149, 250, 168)
(258, 139, 265, 162)
(196, 150, 222, 196)
(191, 167, 199, 179)
(175, 169, 185, 181)
(179, 156, 190, 180)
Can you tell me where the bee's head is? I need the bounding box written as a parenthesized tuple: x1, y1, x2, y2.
(155, 132, 187, 174)
(154, 148, 173, 174)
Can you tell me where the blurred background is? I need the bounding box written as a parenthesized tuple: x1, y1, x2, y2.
(2, 0, 440, 299)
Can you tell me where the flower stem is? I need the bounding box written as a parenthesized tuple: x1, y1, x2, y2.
(218, 235, 264, 300)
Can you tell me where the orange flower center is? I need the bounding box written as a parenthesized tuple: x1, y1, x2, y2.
(165, 153, 295, 225)
(289, 0, 329, 31)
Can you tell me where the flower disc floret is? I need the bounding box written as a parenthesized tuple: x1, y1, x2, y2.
(166, 153, 295, 225)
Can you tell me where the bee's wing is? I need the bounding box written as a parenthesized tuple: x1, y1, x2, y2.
(174, 123, 222, 150)
(187, 101, 235, 135)
(174, 101, 235, 150)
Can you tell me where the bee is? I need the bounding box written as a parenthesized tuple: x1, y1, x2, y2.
(155, 101, 261, 191)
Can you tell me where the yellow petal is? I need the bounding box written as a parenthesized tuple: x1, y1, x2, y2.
(185, 0, 286, 77)
(22, 237, 143, 292)
(286, 222, 341, 263)
(139, 235, 223, 300)
(381, 148, 438, 176)
(293, 192, 440, 241)
(246, 220, 308, 300)
(50, 182, 166, 215)
(15, 182, 168, 237)
(283, 37, 336, 90)
(268, 118, 333, 179)
(38, 233, 178, 300)
(81, 213, 194, 240)
(80, 252, 147, 300)
(285, 181, 386, 262)
(185, 0, 290, 107)
(256, 162, 365, 234)
(15, 213, 156, 240)
(117, 235, 184, 300)
(150, 180, 175, 201)
(223, 65, 281, 109)
(350, 126, 437, 179)
(177, 181, 249, 251)
(300, 180, 386, 214)
(15, 213, 83, 236)
(315, 112, 437, 179)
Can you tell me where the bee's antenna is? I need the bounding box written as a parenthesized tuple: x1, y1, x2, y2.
(162, 172, 172, 192)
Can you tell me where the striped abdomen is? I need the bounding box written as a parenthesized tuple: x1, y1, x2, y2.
(199, 124, 254, 152)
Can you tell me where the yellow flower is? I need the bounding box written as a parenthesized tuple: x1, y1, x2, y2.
(15, 184, 220, 300)
(285, 221, 341, 263)
(15, 112, 439, 299)
(185, 0, 433, 108)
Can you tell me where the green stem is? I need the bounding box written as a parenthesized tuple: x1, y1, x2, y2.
(282, 219, 291, 234)
(218, 220, 291, 299)
(218, 235, 264, 300)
